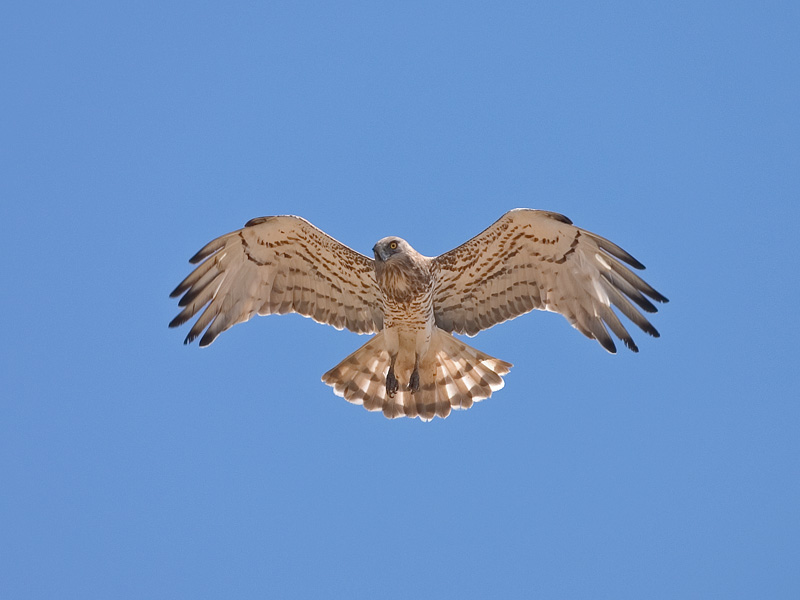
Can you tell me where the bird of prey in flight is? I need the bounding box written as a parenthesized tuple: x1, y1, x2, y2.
(170, 209, 668, 420)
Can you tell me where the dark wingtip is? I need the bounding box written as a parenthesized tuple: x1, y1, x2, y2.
(628, 257, 646, 271)
(639, 297, 658, 314)
(177, 287, 203, 308)
(245, 216, 270, 227)
(614, 250, 646, 270)
(623, 338, 640, 353)
(169, 314, 186, 329)
(543, 211, 573, 225)
(599, 338, 617, 354)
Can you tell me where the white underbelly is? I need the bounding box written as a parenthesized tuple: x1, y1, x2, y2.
(383, 322, 433, 382)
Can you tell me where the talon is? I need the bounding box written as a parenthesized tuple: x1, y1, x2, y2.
(386, 367, 399, 398)
(408, 368, 420, 393)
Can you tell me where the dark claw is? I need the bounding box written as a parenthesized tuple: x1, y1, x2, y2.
(407, 368, 420, 394)
(386, 367, 399, 398)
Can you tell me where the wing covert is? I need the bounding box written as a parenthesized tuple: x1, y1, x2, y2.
(432, 209, 668, 353)
(170, 216, 383, 346)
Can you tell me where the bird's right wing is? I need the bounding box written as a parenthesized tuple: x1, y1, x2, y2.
(170, 216, 383, 346)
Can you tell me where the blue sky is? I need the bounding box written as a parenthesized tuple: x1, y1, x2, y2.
(2, 1, 799, 598)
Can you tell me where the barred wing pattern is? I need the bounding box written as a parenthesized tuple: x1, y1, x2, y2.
(432, 209, 668, 353)
(170, 216, 383, 346)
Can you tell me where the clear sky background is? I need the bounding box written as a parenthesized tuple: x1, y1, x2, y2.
(3, 1, 799, 598)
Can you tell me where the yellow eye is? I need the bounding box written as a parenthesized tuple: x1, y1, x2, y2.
(389, 241, 398, 249)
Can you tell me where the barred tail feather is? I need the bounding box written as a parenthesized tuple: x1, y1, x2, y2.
(321, 332, 392, 414)
(321, 329, 512, 421)
(432, 330, 512, 416)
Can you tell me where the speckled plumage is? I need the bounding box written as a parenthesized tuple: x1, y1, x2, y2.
(170, 209, 668, 420)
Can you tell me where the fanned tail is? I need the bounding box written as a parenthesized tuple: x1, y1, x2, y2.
(321, 329, 512, 421)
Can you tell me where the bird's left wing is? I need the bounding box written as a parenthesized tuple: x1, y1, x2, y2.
(432, 209, 668, 353)
(170, 216, 383, 346)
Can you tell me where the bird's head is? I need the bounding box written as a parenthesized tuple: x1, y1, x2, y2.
(372, 237, 410, 263)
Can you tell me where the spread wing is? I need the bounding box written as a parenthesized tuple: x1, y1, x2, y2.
(432, 209, 668, 353)
(170, 215, 383, 346)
